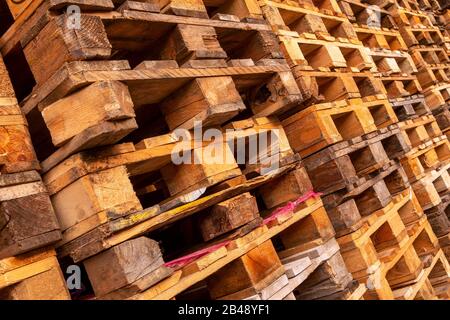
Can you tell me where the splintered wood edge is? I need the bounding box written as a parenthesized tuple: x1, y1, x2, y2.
(131, 199, 323, 300)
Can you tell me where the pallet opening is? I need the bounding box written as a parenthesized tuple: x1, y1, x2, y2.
(440, 87, 450, 101)
(383, 79, 409, 98)
(226, 131, 282, 176)
(150, 210, 219, 263)
(356, 32, 378, 49)
(124, 106, 170, 145)
(348, 145, 382, 176)
(370, 221, 401, 253)
(298, 43, 336, 69)
(354, 181, 391, 217)
(413, 30, 432, 45)
(413, 228, 438, 258)
(2, 43, 36, 103)
(202, 0, 263, 21)
(435, 50, 447, 63)
(331, 111, 365, 141)
(396, 56, 416, 74)
(398, 197, 422, 227)
(340, 47, 367, 70)
(176, 282, 211, 300)
(217, 29, 279, 62)
(283, 12, 328, 38)
(58, 257, 93, 300)
(311, 0, 340, 13)
(406, 127, 426, 148)
(434, 143, 450, 163)
(353, 76, 381, 98)
(418, 148, 439, 170)
(372, 55, 400, 75)
(429, 257, 447, 281)
(368, 103, 391, 129)
(341, 2, 364, 23)
(421, 50, 439, 65)
(433, 69, 447, 83)
(385, 35, 404, 51)
(25, 106, 56, 162)
(393, 102, 415, 121)
(323, 19, 354, 40)
(386, 246, 423, 288)
(384, 169, 409, 197)
(411, 100, 429, 117)
(432, 175, 449, 197)
(0, 1, 14, 37)
(131, 171, 169, 210)
(316, 76, 355, 102)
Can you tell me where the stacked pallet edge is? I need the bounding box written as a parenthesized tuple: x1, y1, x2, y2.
(0, 0, 449, 300)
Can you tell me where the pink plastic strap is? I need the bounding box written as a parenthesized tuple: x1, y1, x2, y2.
(164, 240, 231, 269)
(263, 190, 322, 225)
(164, 190, 321, 269)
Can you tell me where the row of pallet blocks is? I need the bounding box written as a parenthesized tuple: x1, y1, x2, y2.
(257, 0, 450, 298)
(386, 0, 450, 264)
(0, 0, 366, 300)
(0, 0, 448, 299)
(0, 54, 69, 299)
(343, 0, 450, 297)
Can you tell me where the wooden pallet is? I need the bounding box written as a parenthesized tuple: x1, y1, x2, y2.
(416, 65, 450, 89)
(204, 207, 338, 300)
(278, 35, 374, 72)
(301, 128, 409, 196)
(368, 49, 417, 77)
(391, 5, 434, 29)
(400, 135, 450, 182)
(116, 194, 326, 300)
(392, 249, 450, 299)
(336, 190, 431, 298)
(423, 83, 450, 110)
(399, 26, 444, 47)
(258, 0, 351, 37)
(320, 161, 411, 236)
(398, 114, 443, 149)
(290, 70, 387, 106)
(0, 53, 67, 299)
(19, 60, 302, 172)
(413, 162, 450, 208)
(282, 98, 398, 157)
(41, 119, 295, 254)
(339, 0, 398, 30)
(390, 95, 431, 121)
(410, 46, 449, 69)
(1, 1, 281, 84)
(354, 26, 408, 52)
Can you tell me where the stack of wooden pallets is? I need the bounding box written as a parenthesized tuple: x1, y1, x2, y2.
(0, 0, 449, 300)
(0, 0, 363, 301)
(0, 53, 69, 300)
(384, 0, 450, 273)
(257, 0, 450, 299)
